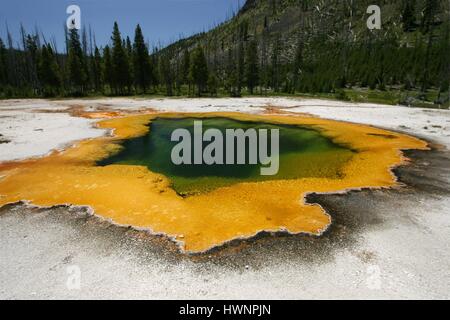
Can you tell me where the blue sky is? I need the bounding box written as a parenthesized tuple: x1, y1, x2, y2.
(0, 0, 243, 50)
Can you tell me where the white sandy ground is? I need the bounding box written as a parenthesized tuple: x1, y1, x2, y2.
(0, 97, 449, 299)
(1, 97, 449, 160)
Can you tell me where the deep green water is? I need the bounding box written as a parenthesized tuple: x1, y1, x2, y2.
(97, 117, 354, 195)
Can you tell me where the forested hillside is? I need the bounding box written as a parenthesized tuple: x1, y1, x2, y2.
(0, 0, 449, 107)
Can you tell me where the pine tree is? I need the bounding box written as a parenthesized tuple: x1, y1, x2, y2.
(132, 24, 151, 93)
(260, 22, 269, 95)
(150, 53, 158, 92)
(102, 45, 113, 93)
(126, 36, 133, 57)
(225, 47, 238, 96)
(24, 33, 39, 92)
(38, 44, 61, 96)
(236, 40, 245, 96)
(182, 49, 190, 85)
(189, 46, 208, 96)
(0, 38, 7, 91)
(208, 72, 218, 96)
(174, 56, 182, 95)
(245, 39, 259, 94)
(236, 22, 248, 96)
(420, 0, 440, 94)
(4, 27, 20, 91)
(436, 21, 450, 104)
(159, 53, 173, 96)
(126, 36, 134, 91)
(67, 28, 87, 95)
(293, 40, 303, 92)
(111, 22, 131, 94)
(402, 0, 416, 32)
(91, 46, 103, 92)
(421, 0, 440, 34)
(270, 0, 277, 15)
(270, 37, 281, 92)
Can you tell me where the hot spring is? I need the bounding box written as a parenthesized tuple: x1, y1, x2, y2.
(0, 112, 428, 252)
(97, 117, 354, 195)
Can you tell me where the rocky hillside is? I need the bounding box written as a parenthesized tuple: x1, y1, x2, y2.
(164, 0, 448, 62)
(159, 0, 449, 104)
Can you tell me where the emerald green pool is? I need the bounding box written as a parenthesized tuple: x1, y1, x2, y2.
(97, 117, 354, 195)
